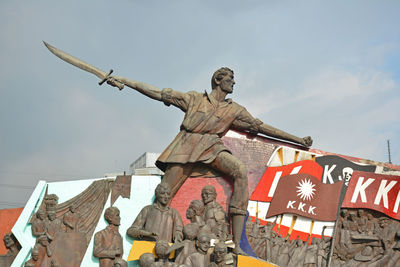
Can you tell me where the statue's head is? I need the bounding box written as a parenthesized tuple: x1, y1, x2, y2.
(186, 199, 205, 220)
(3, 233, 14, 248)
(196, 231, 211, 253)
(104, 206, 121, 226)
(36, 210, 45, 220)
(69, 204, 78, 213)
(183, 223, 199, 241)
(155, 183, 171, 206)
(213, 242, 227, 263)
(154, 240, 170, 259)
(47, 210, 57, 221)
(38, 235, 49, 246)
(211, 67, 234, 93)
(31, 247, 39, 261)
(201, 185, 217, 205)
(139, 253, 155, 267)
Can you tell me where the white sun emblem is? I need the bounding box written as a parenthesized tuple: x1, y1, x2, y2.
(296, 178, 316, 201)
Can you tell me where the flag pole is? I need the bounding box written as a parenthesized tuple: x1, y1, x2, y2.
(287, 215, 297, 240)
(308, 220, 314, 244)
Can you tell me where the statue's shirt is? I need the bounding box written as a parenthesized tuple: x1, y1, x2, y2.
(156, 89, 260, 171)
(129, 204, 183, 243)
(93, 225, 123, 267)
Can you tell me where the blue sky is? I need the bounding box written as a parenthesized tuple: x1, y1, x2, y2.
(0, 1, 399, 208)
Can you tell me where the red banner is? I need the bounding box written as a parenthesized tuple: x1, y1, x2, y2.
(250, 160, 323, 202)
(266, 173, 343, 221)
(342, 171, 400, 220)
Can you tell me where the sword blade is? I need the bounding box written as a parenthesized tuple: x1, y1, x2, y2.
(43, 41, 108, 80)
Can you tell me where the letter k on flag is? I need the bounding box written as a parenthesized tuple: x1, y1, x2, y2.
(266, 173, 344, 221)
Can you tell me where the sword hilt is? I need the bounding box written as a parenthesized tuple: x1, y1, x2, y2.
(99, 69, 124, 90)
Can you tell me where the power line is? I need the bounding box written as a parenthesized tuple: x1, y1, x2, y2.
(0, 183, 35, 190)
(0, 201, 25, 208)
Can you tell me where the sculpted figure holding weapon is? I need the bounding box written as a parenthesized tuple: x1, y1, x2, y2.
(44, 42, 313, 254)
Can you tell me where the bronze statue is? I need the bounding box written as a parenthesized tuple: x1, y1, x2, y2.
(93, 207, 126, 267)
(184, 231, 211, 267)
(24, 247, 39, 267)
(210, 242, 235, 267)
(31, 209, 46, 237)
(106, 67, 312, 253)
(139, 253, 155, 267)
(175, 223, 199, 265)
(127, 183, 183, 243)
(186, 199, 206, 228)
(0, 232, 20, 266)
(44, 43, 313, 254)
(201, 185, 230, 241)
(63, 204, 80, 232)
(46, 210, 62, 242)
(152, 240, 177, 267)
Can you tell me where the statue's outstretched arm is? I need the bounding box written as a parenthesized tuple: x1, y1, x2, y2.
(106, 76, 162, 102)
(258, 123, 313, 147)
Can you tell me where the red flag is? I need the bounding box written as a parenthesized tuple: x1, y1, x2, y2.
(342, 171, 400, 220)
(250, 160, 323, 202)
(266, 173, 343, 221)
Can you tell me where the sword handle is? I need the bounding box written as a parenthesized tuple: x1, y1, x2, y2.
(99, 69, 124, 90)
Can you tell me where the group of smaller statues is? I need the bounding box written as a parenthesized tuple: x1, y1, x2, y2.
(21, 180, 400, 266)
(93, 182, 236, 267)
(246, 218, 331, 267)
(25, 194, 80, 267)
(332, 208, 400, 266)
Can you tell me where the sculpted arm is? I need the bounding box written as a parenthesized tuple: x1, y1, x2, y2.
(107, 76, 162, 101)
(126, 207, 158, 240)
(232, 107, 313, 147)
(106, 76, 191, 111)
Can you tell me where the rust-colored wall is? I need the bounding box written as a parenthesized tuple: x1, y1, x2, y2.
(0, 207, 23, 254)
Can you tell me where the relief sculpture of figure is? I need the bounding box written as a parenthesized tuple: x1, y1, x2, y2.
(201, 186, 230, 241)
(209, 242, 235, 267)
(31, 210, 46, 238)
(63, 204, 80, 232)
(127, 183, 183, 243)
(105, 67, 312, 253)
(184, 231, 211, 267)
(175, 223, 199, 265)
(46, 210, 63, 242)
(24, 247, 39, 267)
(42, 44, 313, 255)
(93, 207, 126, 267)
(186, 200, 206, 229)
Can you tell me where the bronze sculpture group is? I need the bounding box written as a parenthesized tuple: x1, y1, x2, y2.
(104, 66, 312, 255)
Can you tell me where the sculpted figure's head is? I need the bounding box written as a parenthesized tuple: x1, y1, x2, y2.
(139, 253, 155, 267)
(38, 235, 49, 247)
(201, 185, 217, 205)
(104, 207, 121, 226)
(3, 233, 14, 248)
(183, 223, 199, 241)
(211, 67, 234, 94)
(213, 242, 227, 264)
(31, 247, 39, 261)
(154, 240, 170, 259)
(47, 210, 57, 221)
(36, 210, 45, 220)
(155, 183, 171, 206)
(69, 204, 77, 213)
(196, 232, 211, 253)
(186, 199, 204, 220)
